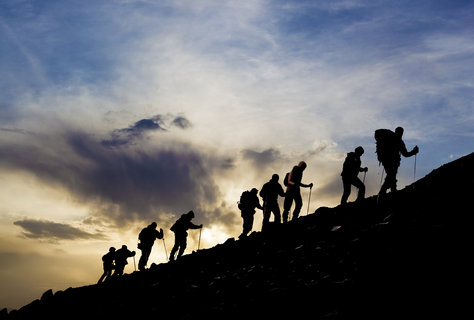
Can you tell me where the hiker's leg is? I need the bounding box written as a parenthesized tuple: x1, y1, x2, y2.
(272, 202, 281, 224)
(291, 190, 302, 221)
(177, 237, 187, 259)
(138, 247, 150, 270)
(353, 177, 365, 202)
(262, 205, 270, 231)
(341, 177, 351, 204)
(169, 235, 179, 261)
(282, 193, 293, 223)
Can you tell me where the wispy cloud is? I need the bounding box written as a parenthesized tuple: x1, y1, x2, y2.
(13, 219, 106, 241)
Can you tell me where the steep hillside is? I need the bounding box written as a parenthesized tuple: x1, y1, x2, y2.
(2, 152, 473, 319)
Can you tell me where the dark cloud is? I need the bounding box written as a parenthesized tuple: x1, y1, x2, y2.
(242, 148, 281, 169)
(101, 114, 192, 147)
(0, 122, 231, 228)
(172, 116, 192, 129)
(13, 219, 106, 241)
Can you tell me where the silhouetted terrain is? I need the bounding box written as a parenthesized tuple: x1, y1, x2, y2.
(2, 152, 472, 319)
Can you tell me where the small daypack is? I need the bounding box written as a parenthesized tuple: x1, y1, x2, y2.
(283, 172, 290, 186)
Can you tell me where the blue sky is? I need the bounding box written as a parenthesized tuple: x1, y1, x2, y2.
(1, 0, 473, 310)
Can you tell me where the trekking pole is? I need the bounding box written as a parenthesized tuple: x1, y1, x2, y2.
(162, 238, 168, 261)
(363, 171, 367, 184)
(306, 185, 312, 216)
(133, 255, 136, 272)
(413, 154, 417, 189)
(198, 228, 202, 250)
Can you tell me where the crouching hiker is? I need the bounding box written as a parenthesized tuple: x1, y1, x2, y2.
(98, 246, 116, 283)
(112, 245, 136, 277)
(137, 222, 164, 271)
(169, 210, 203, 261)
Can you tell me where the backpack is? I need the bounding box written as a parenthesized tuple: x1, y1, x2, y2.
(283, 172, 290, 186)
(238, 191, 252, 210)
(374, 129, 397, 163)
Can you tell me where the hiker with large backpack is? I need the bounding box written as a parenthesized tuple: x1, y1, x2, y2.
(169, 210, 202, 261)
(238, 188, 263, 239)
(282, 161, 313, 223)
(137, 222, 164, 271)
(375, 126, 419, 196)
(340, 146, 368, 205)
(259, 174, 285, 231)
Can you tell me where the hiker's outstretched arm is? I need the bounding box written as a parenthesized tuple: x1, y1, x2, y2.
(400, 140, 418, 157)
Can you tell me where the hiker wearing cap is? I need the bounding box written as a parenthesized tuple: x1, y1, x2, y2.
(238, 188, 263, 239)
(282, 161, 313, 222)
(112, 245, 136, 277)
(375, 126, 419, 195)
(98, 247, 116, 283)
(137, 222, 164, 271)
(340, 146, 368, 204)
(169, 210, 202, 261)
(260, 174, 285, 231)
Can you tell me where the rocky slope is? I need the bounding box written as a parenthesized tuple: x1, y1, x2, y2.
(2, 152, 472, 319)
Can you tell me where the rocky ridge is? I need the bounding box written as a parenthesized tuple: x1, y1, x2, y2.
(2, 152, 472, 319)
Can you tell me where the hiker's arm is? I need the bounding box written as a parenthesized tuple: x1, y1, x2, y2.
(189, 222, 202, 229)
(157, 228, 164, 239)
(279, 185, 285, 197)
(400, 141, 419, 157)
(301, 182, 313, 188)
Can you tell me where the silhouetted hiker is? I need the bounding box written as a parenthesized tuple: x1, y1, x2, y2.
(112, 245, 136, 277)
(260, 174, 285, 231)
(282, 161, 313, 222)
(169, 210, 203, 261)
(375, 127, 419, 195)
(137, 222, 164, 271)
(98, 247, 116, 283)
(238, 188, 263, 239)
(340, 146, 368, 204)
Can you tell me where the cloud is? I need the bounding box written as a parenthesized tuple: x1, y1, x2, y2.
(13, 219, 106, 241)
(241, 148, 282, 169)
(101, 114, 192, 147)
(0, 117, 232, 228)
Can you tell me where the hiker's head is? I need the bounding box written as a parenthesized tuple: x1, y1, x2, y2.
(251, 188, 258, 194)
(355, 146, 364, 156)
(187, 210, 195, 218)
(298, 161, 307, 170)
(109, 247, 116, 253)
(150, 222, 157, 229)
(395, 126, 404, 137)
(122, 245, 127, 250)
(271, 173, 279, 182)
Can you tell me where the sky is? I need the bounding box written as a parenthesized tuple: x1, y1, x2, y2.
(1, 0, 473, 310)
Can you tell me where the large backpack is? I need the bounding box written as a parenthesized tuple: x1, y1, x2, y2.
(374, 129, 397, 163)
(238, 191, 252, 210)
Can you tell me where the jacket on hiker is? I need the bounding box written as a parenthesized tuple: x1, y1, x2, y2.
(170, 213, 201, 236)
(260, 180, 285, 203)
(287, 165, 304, 189)
(341, 152, 364, 178)
(239, 190, 263, 216)
(102, 250, 116, 269)
(114, 246, 135, 268)
(138, 224, 163, 248)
